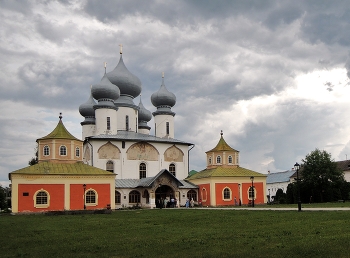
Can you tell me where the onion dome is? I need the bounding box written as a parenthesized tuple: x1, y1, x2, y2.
(106, 55, 142, 99)
(151, 74, 176, 108)
(91, 73, 120, 108)
(79, 90, 96, 117)
(138, 97, 152, 123)
(79, 89, 97, 125)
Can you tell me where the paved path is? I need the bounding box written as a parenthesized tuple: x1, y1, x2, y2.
(192, 207, 350, 211)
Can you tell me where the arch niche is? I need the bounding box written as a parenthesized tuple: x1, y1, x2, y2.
(127, 142, 159, 161)
(155, 184, 175, 208)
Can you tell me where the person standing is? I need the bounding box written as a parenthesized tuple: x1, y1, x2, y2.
(190, 198, 194, 208)
(185, 198, 189, 208)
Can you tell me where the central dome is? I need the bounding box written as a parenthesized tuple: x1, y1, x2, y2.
(106, 55, 142, 98)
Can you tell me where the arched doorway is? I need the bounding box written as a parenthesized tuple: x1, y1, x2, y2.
(155, 184, 174, 208)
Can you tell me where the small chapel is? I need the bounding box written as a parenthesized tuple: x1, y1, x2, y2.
(9, 114, 116, 213)
(187, 131, 267, 206)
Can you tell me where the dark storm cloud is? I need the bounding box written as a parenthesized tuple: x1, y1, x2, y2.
(2, 0, 350, 184)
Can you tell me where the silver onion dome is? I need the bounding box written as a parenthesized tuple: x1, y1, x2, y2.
(79, 90, 96, 117)
(106, 55, 142, 98)
(91, 73, 120, 107)
(151, 74, 176, 108)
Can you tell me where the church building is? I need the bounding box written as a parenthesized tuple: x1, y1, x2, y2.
(187, 132, 267, 206)
(9, 46, 267, 212)
(78, 46, 197, 209)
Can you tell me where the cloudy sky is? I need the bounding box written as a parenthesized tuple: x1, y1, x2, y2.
(1, 0, 350, 186)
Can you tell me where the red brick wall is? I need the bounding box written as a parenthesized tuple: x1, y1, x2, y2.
(215, 183, 240, 206)
(241, 182, 264, 205)
(17, 184, 64, 212)
(198, 184, 211, 206)
(70, 184, 111, 210)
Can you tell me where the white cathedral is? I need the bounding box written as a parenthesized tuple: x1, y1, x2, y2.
(78, 47, 197, 208)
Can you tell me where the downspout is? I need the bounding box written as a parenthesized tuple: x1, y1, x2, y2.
(85, 137, 93, 166)
(188, 144, 195, 176)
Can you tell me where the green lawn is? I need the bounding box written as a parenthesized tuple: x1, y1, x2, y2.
(1, 209, 350, 258)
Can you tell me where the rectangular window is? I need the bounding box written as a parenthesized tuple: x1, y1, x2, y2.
(126, 116, 129, 131)
(23, 192, 29, 196)
(107, 117, 111, 130)
(166, 122, 169, 135)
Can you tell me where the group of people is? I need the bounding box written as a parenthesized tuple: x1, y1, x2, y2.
(156, 197, 177, 208)
(185, 198, 195, 208)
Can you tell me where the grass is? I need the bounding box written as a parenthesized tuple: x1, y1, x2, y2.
(1, 208, 350, 258)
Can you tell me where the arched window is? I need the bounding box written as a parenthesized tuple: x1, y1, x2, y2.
(86, 190, 96, 204)
(169, 164, 176, 177)
(106, 160, 114, 172)
(115, 191, 121, 204)
(187, 190, 197, 201)
(36, 191, 48, 205)
(129, 190, 140, 203)
(60, 146, 67, 156)
(202, 188, 207, 201)
(249, 187, 256, 200)
(34, 190, 49, 208)
(208, 157, 212, 165)
(139, 163, 146, 179)
(228, 155, 233, 164)
(216, 155, 221, 164)
(223, 188, 231, 200)
(43, 145, 50, 156)
(75, 147, 80, 157)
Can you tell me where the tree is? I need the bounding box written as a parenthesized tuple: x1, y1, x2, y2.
(301, 148, 345, 202)
(28, 145, 38, 166)
(0, 185, 7, 210)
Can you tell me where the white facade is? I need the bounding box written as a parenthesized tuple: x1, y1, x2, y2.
(79, 52, 196, 209)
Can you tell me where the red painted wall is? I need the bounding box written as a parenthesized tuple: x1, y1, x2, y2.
(198, 184, 211, 206)
(241, 182, 264, 205)
(18, 184, 64, 212)
(70, 184, 111, 210)
(215, 183, 240, 206)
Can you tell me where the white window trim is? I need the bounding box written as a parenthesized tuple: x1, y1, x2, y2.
(33, 189, 50, 208)
(222, 187, 232, 201)
(85, 188, 98, 207)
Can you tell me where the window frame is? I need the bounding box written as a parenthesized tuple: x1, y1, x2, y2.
(60, 145, 67, 156)
(43, 145, 50, 156)
(187, 189, 197, 201)
(75, 147, 80, 157)
(216, 155, 221, 164)
(169, 163, 176, 177)
(129, 190, 141, 204)
(228, 155, 233, 164)
(139, 162, 146, 179)
(106, 160, 114, 172)
(85, 189, 98, 206)
(223, 187, 231, 201)
(107, 117, 111, 130)
(34, 189, 50, 208)
(115, 191, 121, 204)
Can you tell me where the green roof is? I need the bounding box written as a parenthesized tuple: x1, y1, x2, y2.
(9, 162, 114, 178)
(187, 166, 266, 180)
(206, 134, 238, 152)
(38, 117, 81, 141)
(188, 170, 198, 176)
